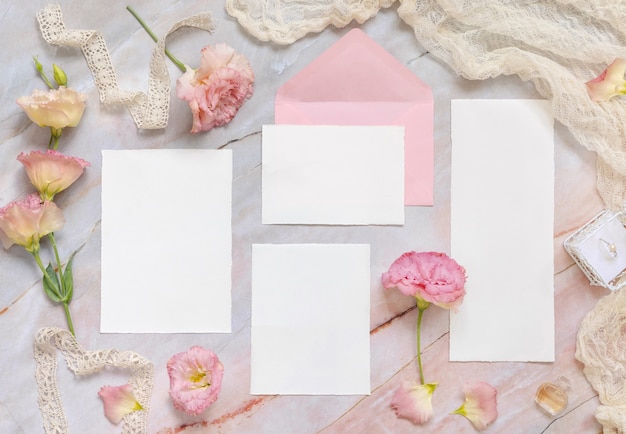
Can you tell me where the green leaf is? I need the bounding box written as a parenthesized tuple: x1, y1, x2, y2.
(42, 263, 62, 303)
(62, 254, 75, 303)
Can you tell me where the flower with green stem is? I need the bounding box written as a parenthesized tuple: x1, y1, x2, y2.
(0, 193, 75, 335)
(383, 251, 467, 424)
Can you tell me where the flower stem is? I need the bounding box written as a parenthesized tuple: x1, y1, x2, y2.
(416, 298, 430, 385)
(48, 233, 64, 286)
(32, 249, 75, 336)
(32, 250, 62, 300)
(126, 6, 186, 73)
(62, 302, 76, 336)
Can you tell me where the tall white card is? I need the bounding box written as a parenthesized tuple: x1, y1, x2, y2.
(101, 149, 232, 333)
(449, 100, 554, 362)
(251, 244, 371, 395)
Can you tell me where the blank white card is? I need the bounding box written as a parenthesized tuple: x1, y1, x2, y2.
(101, 149, 232, 333)
(251, 244, 370, 395)
(449, 100, 554, 362)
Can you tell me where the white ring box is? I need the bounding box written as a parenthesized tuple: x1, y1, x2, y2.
(564, 210, 626, 291)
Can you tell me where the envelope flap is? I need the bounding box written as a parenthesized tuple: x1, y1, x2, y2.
(277, 29, 432, 103)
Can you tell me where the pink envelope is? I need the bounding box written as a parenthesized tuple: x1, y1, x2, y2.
(275, 28, 433, 206)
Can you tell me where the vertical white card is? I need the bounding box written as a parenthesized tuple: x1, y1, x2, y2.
(449, 100, 554, 362)
(262, 124, 405, 225)
(251, 244, 370, 395)
(101, 149, 232, 333)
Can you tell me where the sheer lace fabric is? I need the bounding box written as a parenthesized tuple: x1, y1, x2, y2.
(37, 4, 214, 130)
(576, 289, 626, 434)
(34, 327, 154, 434)
(225, 0, 626, 211)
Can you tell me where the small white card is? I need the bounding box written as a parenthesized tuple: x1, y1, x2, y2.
(251, 244, 371, 395)
(261, 124, 405, 225)
(449, 100, 555, 362)
(101, 149, 232, 333)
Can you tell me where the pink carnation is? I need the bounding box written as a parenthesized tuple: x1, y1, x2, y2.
(382, 251, 466, 310)
(176, 44, 254, 133)
(167, 346, 224, 416)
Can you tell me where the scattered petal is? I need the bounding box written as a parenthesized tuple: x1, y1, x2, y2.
(98, 384, 143, 425)
(586, 58, 626, 101)
(452, 382, 498, 431)
(390, 380, 438, 424)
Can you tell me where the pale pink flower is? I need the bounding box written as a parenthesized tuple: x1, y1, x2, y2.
(391, 380, 438, 424)
(452, 382, 498, 431)
(17, 150, 90, 201)
(586, 58, 626, 102)
(98, 384, 144, 425)
(167, 346, 224, 416)
(176, 44, 254, 133)
(382, 251, 466, 310)
(0, 193, 64, 252)
(16, 86, 86, 129)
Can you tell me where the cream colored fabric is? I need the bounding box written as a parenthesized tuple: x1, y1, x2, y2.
(34, 327, 154, 434)
(225, 0, 626, 211)
(576, 289, 626, 434)
(37, 4, 214, 130)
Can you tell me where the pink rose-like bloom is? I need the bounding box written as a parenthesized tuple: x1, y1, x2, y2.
(586, 58, 626, 102)
(0, 193, 65, 252)
(391, 380, 438, 424)
(382, 251, 467, 310)
(17, 150, 90, 201)
(176, 44, 254, 133)
(98, 384, 144, 425)
(167, 345, 224, 416)
(452, 382, 498, 431)
(16, 86, 87, 129)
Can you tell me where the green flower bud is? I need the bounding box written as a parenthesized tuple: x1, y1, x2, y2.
(52, 64, 68, 87)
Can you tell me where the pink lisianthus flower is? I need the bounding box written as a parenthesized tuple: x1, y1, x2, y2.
(98, 384, 144, 425)
(17, 150, 90, 201)
(176, 44, 254, 133)
(391, 380, 438, 424)
(167, 346, 224, 416)
(586, 58, 626, 102)
(452, 382, 498, 431)
(382, 251, 466, 310)
(16, 86, 86, 130)
(0, 193, 64, 253)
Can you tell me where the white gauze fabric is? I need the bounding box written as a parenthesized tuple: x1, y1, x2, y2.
(225, 0, 626, 212)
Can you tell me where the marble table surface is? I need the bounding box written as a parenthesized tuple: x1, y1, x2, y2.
(0, 1, 609, 433)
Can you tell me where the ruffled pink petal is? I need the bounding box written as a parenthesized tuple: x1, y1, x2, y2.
(390, 380, 437, 425)
(382, 251, 467, 310)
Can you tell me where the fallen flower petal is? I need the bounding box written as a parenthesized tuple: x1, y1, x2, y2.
(586, 58, 626, 102)
(390, 380, 438, 424)
(98, 384, 143, 425)
(452, 382, 498, 431)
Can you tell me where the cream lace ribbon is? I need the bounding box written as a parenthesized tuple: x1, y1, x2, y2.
(34, 327, 154, 434)
(36, 4, 214, 129)
(225, 0, 626, 211)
